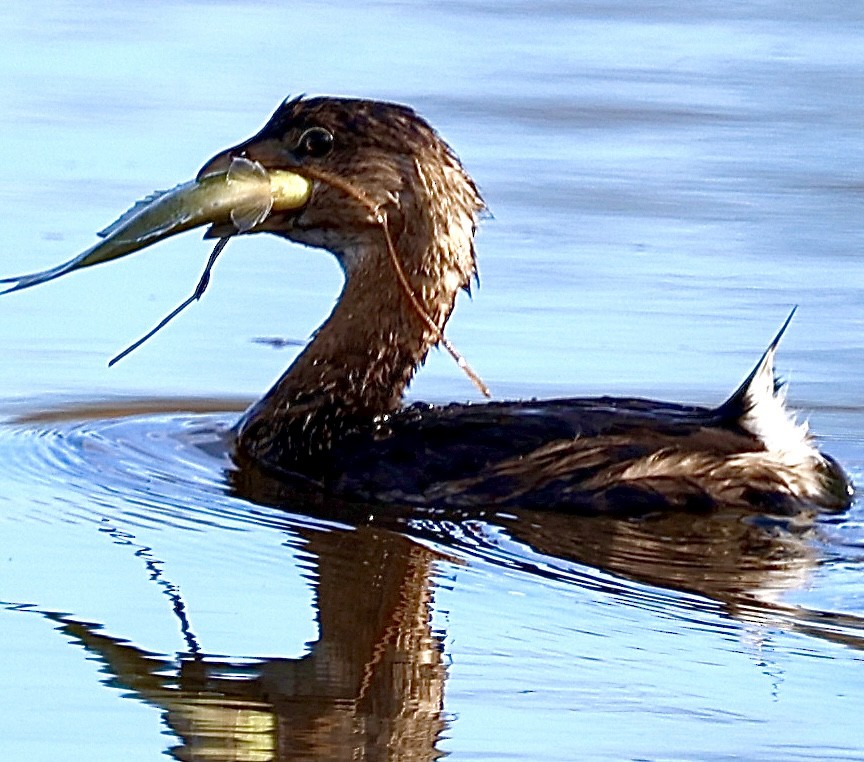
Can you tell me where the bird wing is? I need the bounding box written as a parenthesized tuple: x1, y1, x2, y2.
(325, 397, 762, 511)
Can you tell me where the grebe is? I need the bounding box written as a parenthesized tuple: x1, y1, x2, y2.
(2, 96, 852, 513)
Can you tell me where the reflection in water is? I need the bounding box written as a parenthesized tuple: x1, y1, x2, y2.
(231, 449, 864, 650)
(22, 525, 447, 762)
(502, 508, 815, 606)
(491, 509, 864, 650)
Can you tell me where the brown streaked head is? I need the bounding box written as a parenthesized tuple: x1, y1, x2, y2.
(197, 96, 486, 285)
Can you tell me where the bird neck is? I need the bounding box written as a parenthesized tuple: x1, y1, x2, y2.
(284, 245, 451, 413)
(235, 219, 474, 467)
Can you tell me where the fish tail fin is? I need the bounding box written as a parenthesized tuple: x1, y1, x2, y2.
(0, 257, 81, 295)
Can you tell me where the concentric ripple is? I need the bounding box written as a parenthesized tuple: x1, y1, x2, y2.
(0, 403, 334, 535)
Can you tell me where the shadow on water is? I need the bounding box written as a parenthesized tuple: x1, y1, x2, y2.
(2, 401, 864, 760)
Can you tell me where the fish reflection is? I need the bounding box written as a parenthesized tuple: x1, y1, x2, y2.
(35, 524, 448, 762)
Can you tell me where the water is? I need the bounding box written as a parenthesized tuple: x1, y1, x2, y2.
(1, 2, 864, 760)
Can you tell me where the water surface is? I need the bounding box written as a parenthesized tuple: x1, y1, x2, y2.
(1, 2, 864, 760)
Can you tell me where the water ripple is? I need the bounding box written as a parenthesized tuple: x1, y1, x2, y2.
(2, 400, 862, 656)
(0, 408, 337, 535)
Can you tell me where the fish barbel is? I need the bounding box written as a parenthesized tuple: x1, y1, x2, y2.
(0, 157, 312, 294)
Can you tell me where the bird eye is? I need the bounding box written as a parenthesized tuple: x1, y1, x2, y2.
(297, 127, 334, 159)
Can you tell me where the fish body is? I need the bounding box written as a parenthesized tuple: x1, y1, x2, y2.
(0, 158, 311, 294)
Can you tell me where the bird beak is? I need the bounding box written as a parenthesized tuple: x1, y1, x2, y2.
(0, 145, 312, 295)
(196, 137, 289, 180)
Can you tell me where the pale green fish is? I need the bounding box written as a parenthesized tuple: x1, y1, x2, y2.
(0, 157, 312, 295)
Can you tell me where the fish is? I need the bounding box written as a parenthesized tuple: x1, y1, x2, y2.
(0, 157, 312, 295)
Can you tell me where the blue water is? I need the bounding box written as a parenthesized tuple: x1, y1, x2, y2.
(1, 2, 864, 760)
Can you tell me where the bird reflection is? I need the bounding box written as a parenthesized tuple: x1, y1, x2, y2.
(231, 459, 864, 649)
(496, 508, 817, 609)
(44, 523, 448, 762)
